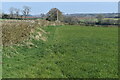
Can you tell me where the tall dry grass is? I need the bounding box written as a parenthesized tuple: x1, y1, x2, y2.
(1, 19, 64, 46)
(2, 20, 36, 46)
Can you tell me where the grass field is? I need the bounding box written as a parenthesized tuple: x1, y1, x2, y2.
(3, 25, 118, 78)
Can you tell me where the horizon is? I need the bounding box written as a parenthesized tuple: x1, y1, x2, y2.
(2, 2, 118, 15)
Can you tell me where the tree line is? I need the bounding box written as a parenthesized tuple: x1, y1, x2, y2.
(2, 7, 118, 26)
(2, 6, 31, 19)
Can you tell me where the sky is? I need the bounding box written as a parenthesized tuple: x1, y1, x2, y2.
(1, 0, 119, 2)
(2, 2, 118, 15)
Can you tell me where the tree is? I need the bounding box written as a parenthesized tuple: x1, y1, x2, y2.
(46, 8, 63, 21)
(22, 6, 31, 18)
(63, 16, 79, 25)
(14, 8, 20, 18)
(96, 14, 104, 24)
(9, 7, 15, 18)
(2, 14, 10, 19)
(40, 13, 46, 19)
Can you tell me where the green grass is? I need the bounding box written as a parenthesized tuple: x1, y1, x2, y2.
(3, 25, 118, 78)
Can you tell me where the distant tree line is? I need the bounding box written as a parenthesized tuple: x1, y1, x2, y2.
(2, 7, 118, 26)
(2, 6, 31, 19)
(63, 14, 118, 26)
(46, 9, 118, 26)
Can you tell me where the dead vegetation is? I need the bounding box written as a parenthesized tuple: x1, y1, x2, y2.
(1, 19, 64, 46)
(2, 21, 34, 46)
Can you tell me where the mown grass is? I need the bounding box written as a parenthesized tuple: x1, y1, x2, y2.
(3, 25, 118, 78)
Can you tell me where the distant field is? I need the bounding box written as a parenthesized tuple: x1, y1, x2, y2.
(104, 18, 118, 20)
(3, 25, 118, 78)
(79, 17, 118, 23)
